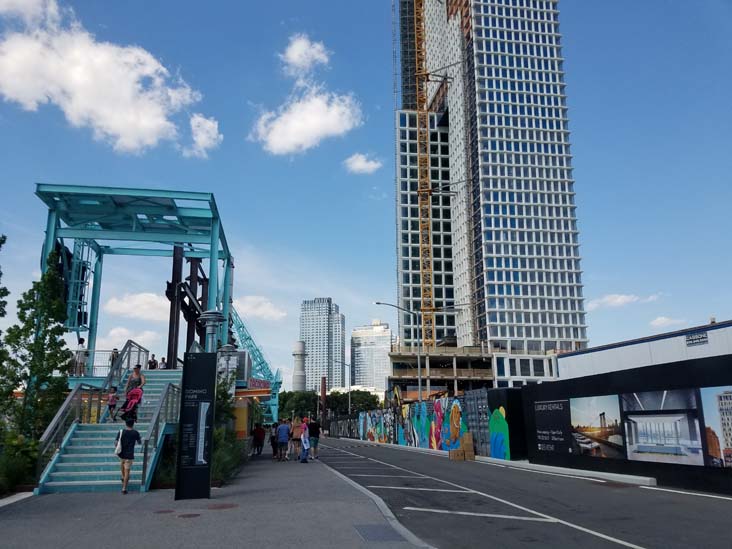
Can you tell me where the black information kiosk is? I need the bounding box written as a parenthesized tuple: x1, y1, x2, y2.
(175, 352, 217, 500)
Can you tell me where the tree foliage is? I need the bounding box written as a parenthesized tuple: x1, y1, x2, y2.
(0, 250, 72, 439)
(279, 390, 319, 420)
(326, 390, 380, 415)
(0, 236, 9, 383)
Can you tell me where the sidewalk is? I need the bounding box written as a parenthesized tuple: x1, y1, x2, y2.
(1, 447, 420, 549)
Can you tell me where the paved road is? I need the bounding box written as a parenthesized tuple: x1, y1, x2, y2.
(1, 450, 417, 549)
(320, 438, 732, 549)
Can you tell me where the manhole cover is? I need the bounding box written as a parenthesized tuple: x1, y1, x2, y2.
(154, 509, 174, 514)
(207, 503, 239, 510)
(178, 513, 200, 519)
(354, 524, 405, 543)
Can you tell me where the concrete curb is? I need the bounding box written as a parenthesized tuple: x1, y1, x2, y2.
(337, 437, 657, 487)
(0, 492, 33, 509)
(319, 448, 435, 549)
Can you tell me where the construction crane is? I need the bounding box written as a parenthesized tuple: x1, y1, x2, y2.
(230, 307, 281, 422)
(413, 0, 436, 348)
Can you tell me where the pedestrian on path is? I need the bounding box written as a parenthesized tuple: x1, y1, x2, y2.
(308, 417, 321, 460)
(253, 423, 265, 456)
(159, 357, 167, 369)
(106, 386, 118, 422)
(291, 417, 303, 461)
(115, 419, 141, 494)
(300, 418, 310, 463)
(276, 419, 290, 462)
(270, 422, 278, 460)
(285, 419, 294, 461)
(147, 354, 158, 370)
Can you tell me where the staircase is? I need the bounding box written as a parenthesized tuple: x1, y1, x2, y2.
(37, 368, 182, 494)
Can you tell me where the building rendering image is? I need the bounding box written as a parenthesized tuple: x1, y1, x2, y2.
(393, 0, 585, 392)
(299, 298, 345, 391)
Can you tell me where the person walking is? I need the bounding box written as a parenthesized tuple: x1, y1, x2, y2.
(269, 422, 278, 461)
(147, 354, 158, 370)
(300, 418, 310, 463)
(106, 386, 119, 422)
(308, 417, 321, 460)
(159, 357, 167, 369)
(74, 337, 88, 377)
(124, 364, 146, 408)
(276, 419, 290, 462)
(115, 419, 141, 494)
(290, 417, 303, 461)
(252, 423, 266, 456)
(285, 419, 294, 461)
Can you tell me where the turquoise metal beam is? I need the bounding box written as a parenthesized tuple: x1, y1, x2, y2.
(85, 252, 103, 372)
(41, 208, 58, 272)
(56, 228, 210, 244)
(54, 205, 214, 220)
(36, 183, 213, 203)
(221, 258, 234, 344)
(208, 195, 230, 257)
(101, 247, 227, 259)
(207, 217, 220, 312)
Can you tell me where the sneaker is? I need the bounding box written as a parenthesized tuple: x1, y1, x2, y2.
(122, 490, 128, 495)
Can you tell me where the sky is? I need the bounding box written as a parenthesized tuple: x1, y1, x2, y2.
(0, 1, 730, 390)
(570, 395, 621, 428)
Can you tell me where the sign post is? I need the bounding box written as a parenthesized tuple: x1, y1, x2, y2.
(175, 352, 217, 500)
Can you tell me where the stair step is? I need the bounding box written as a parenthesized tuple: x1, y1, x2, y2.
(54, 462, 143, 472)
(58, 454, 141, 463)
(50, 471, 143, 481)
(41, 480, 141, 493)
(64, 446, 143, 455)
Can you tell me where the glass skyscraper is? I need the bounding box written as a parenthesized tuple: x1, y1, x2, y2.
(351, 321, 392, 393)
(396, 0, 587, 387)
(299, 298, 345, 391)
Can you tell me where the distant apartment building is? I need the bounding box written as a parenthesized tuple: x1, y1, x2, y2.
(299, 298, 345, 391)
(351, 320, 392, 394)
(395, 0, 587, 388)
(718, 390, 732, 451)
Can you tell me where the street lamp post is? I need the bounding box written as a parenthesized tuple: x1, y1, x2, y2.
(374, 301, 422, 403)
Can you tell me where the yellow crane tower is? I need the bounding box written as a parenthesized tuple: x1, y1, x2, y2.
(413, 0, 435, 349)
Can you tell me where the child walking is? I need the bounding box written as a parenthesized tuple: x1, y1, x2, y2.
(107, 386, 118, 422)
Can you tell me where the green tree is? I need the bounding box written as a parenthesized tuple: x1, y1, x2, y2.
(0, 235, 9, 381)
(327, 390, 380, 415)
(279, 390, 319, 420)
(1, 251, 72, 439)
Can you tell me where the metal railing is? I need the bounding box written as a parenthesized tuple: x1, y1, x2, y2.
(141, 383, 181, 490)
(36, 340, 149, 483)
(79, 342, 149, 378)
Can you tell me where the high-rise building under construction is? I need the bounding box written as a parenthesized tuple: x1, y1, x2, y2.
(395, 0, 587, 388)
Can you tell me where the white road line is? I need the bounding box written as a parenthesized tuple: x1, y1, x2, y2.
(403, 507, 557, 523)
(350, 474, 427, 478)
(367, 485, 471, 493)
(473, 460, 507, 468)
(359, 453, 646, 549)
(639, 486, 732, 502)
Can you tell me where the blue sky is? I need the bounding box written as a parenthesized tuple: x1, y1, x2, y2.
(0, 1, 730, 389)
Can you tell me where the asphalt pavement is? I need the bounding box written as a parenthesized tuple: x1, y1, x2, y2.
(1, 448, 418, 549)
(319, 438, 732, 549)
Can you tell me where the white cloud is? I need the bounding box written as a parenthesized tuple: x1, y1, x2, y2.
(183, 113, 223, 158)
(279, 33, 329, 77)
(586, 293, 662, 312)
(650, 316, 686, 329)
(0, 0, 215, 155)
(234, 296, 287, 321)
(0, 0, 59, 25)
(250, 84, 362, 155)
(344, 153, 382, 174)
(95, 326, 161, 351)
(104, 292, 169, 322)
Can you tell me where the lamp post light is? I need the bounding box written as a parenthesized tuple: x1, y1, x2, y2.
(333, 359, 352, 415)
(374, 301, 422, 403)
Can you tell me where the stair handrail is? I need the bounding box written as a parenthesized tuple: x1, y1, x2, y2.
(103, 339, 150, 393)
(36, 382, 105, 480)
(36, 339, 150, 484)
(141, 382, 181, 490)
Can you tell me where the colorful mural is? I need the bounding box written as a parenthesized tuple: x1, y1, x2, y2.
(489, 406, 510, 460)
(352, 396, 469, 451)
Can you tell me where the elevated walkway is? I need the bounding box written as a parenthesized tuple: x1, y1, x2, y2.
(36, 342, 182, 494)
